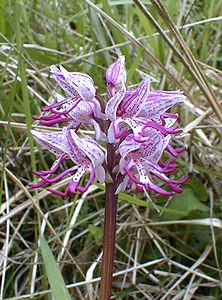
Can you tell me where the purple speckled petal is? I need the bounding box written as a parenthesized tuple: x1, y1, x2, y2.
(50, 65, 96, 101)
(60, 66, 96, 100)
(31, 129, 70, 157)
(65, 129, 88, 164)
(122, 77, 150, 118)
(107, 122, 119, 143)
(138, 133, 164, 161)
(95, 165, 106, 184)
(80, 137, 105, 168)
(105, 88, 126, 121)
(139, 90, 186, 119)
(120, 117, 147, 142)
(68, 101, 94, 124)
(106, 56, 126, 97)
(119, 134, 141, 159)
(67, 129, 105, 168)
(50, 65, 79, 98)
(90, 119, 104, 141)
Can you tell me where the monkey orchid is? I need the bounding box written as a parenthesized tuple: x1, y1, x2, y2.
(30, 128, 105, 197)
(30, 56, 187, 300)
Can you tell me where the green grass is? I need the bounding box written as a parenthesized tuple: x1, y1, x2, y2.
(1, 0, 222, 299)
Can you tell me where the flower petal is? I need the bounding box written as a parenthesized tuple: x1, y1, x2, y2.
(107, 122, 119, 143)
(119, 134, 141, 159)
(90, 119, 104, 141)
(139, 90, 186, 119)
(105, 88, 126, 121)
(122, 77, 151, 117)
(95, 165, 106, 184)
(120, 117, 147, 141)
(80, 137, 105, 168)
(31, 129, 69, 157)
(66, 129, 89, 164)
(68, 101, 94, 122)
(106, 56, 126, 97)
(116, 175, 130, 194)
(68, 130, 105, 168)
(50, 65, 96, 101)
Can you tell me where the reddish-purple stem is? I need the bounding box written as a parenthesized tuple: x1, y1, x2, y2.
(100, 142, 118, 300)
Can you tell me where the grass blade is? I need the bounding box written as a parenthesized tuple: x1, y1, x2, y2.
(40, 235, 72, 300)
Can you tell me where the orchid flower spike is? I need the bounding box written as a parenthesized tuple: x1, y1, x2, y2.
(30, 128, 105, 197)
(30, 56, 187, 198)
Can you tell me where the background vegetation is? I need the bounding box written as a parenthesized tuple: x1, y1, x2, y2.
(0, 0, 222, 299)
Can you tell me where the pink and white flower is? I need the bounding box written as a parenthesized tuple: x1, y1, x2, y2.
(117, 132, 187, 196)
(49, 65, 101, 117)
(30, 128, 105, 197)
(34, 93, 103, 140)
(30, 56, 187, 198)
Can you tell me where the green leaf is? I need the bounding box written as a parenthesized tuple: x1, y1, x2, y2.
(184, 179, 208, 202)
(95, 183, 189, 217)
(177, 158, 222, 179)
(40, 236, 72, 300)
(14, 0, 36, 172)
(88, 224, 103, 245)
(89, 7, 111, 65)
(0, 0, 6, 36)
(127, 46, 144, 85)
(161, 188, 209, 221)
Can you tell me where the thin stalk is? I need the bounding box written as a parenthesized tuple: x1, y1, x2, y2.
(100, 143, 118, 300)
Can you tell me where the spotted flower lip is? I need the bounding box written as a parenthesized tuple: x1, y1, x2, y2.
(50, 65, 101, 117)
(117, 133, 188, 196)
(30, 128, 105, 197)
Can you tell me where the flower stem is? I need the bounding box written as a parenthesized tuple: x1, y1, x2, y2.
(100, 143, 118, 300)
